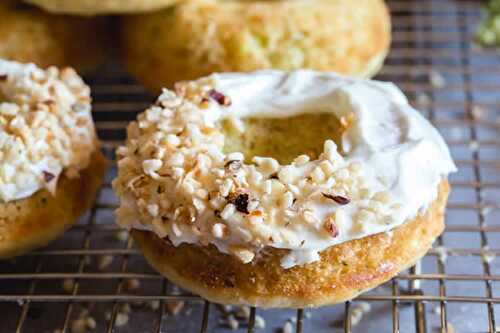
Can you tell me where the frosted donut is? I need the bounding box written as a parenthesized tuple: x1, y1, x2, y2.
(121, 0, 391, 92)
(24, 0, 179, 15)
(113, 70, 456, 308)
(0, 1, 109, 72)
(0, 60, 107, 259)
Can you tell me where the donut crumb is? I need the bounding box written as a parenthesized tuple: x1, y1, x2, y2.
(254, 315, 266, 329)
(98, 255, 114, 270)
(62, 278, 75, 293)
(282, 320, 293, 333)
(166, 300, 184, 315)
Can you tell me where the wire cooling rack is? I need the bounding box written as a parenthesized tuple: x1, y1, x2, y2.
(1, 0, 500, 332)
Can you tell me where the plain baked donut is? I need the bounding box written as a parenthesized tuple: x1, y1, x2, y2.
(113, 70, 456, 307)
(0, 60, 107, 259)
(0, 1, 109, 72)
(121, 0, 391, 92)
(24, 0, 179, 15)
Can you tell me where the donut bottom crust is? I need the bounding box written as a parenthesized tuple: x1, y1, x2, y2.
(132, 181, 449, 308)
(24, 0, 177, 15)
(0, 150, 107, 259)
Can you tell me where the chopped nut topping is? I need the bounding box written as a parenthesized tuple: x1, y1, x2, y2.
(0, 60, 95, 202)
(229, 246, 255, 263)
(208, 89, 231, 106)
(323, 217, 339, 238)
(199, 97, 210, 108)
(224, 160, 242, 173)
(269, 172, 279, 179)
(227, 192, 250, 214)
(212, 223, 227, 238)
(42, 171, 55, 182)
(322, 193, 351, 205)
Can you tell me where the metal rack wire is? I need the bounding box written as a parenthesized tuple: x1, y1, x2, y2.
(0, 0, 499, 332)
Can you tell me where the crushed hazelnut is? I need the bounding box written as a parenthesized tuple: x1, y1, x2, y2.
(42, 171, 55, 182)
(230, 246, 255, 263)
(227, 192, 250, 214)
(323, 217, 339, 238)
(225, 160, 242, 174)
(212, 223, 227, 238)
(208, 89, 231, 106)
(322, 193, 350, 205)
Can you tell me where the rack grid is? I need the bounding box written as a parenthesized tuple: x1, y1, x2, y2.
(1, 0, 499, 332)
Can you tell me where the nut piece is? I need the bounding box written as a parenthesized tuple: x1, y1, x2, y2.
(323, 216, 339, 238)
(208, 89, 231, 106)
(322, 193, 350, 205)
(230, 246, 255, 264)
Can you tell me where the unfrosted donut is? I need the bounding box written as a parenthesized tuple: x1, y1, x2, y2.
(121, 0, 391, 92)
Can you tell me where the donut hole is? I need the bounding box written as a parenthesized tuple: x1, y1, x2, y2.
(221, 113, 343, 164)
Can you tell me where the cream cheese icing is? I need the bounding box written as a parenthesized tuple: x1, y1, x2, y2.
(0, 59, 96, 202)
(113, 70, 456, 268)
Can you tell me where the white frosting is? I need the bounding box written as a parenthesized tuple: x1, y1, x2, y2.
(0, 60, 96, 202)
(113, 70, 456, 268)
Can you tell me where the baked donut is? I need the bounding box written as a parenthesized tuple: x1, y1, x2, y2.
(0, 60, 107, 259)
(0, 1, 109, 72)
(121, 0, 391, 92)
(113, 70, 456, 308)
(24, 0, 178, 15)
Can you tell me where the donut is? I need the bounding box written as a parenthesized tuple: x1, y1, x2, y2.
(0, 1, 109, 72)
(0, 60, 107, 259)
(113, 70, 456, 308)
(121, 0, 391, 92)
(476, 0, 500, 46)
(23, 0, 178, 15)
